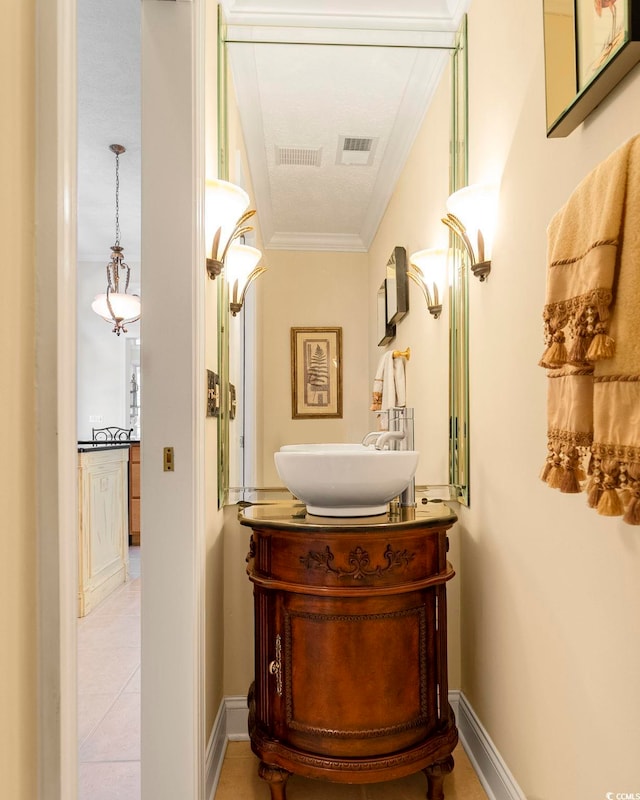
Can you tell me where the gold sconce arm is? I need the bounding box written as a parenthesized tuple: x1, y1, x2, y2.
(230, 266, 267, 316)
(408, 270, 442, 319)
(442, 183, 499, 282)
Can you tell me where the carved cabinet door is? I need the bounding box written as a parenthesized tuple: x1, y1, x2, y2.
(259, 587, 440, 760)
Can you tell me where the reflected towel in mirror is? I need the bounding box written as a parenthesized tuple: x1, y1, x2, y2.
(371, 351, 407, 412)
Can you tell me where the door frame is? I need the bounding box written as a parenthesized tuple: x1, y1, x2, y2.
(36, 1, 207, 797)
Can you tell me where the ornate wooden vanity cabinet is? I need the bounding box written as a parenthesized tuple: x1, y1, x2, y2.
(241, 503, 458, 800)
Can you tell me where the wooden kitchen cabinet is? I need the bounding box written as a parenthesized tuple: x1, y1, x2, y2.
(241, 503, 458, 800)
(128, 442, 140, 545)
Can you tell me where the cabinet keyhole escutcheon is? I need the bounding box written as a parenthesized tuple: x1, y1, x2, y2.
(269, 634, 283, 696)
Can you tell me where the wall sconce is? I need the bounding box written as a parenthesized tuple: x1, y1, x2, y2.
(441, 183, 499, 282)
(205, 178, 266, 313)
(205, 178, 255, 279)
(407, 248, 448, 319)
(91, 144, 141, 335)
(226, 243, 267, 316)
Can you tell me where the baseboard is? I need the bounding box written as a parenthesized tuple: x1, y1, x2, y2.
(205, 700, 229, 800)
(225, 695, 251, 741)
(455, 692, 526, 800)
(207, 692, 525, 800)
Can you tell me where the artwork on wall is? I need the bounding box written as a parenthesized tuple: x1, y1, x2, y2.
(291, 327, 343, 419)
(577, 0, 628, 88)
(543, 0, 640, 137)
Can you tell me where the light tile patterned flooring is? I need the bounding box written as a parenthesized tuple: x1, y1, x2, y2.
(78, 546, 141, 800)
(215, 741, 489, 800)
(78, 547, 488, 800)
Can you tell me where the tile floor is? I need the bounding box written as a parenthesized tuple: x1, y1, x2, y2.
(215, 741, 489, 800)
(78, 546, 141, 800)
(78, 547, 488, 800)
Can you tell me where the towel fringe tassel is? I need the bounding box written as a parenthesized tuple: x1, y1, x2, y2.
(585, 330, 615, 361)
(596, 488, 623, 516)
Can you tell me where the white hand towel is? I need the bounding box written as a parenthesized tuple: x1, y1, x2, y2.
(370, 351, 392, 411)
(393, 356, 406, 408)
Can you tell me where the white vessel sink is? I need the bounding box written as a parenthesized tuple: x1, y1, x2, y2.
(274, 444, 419, 517)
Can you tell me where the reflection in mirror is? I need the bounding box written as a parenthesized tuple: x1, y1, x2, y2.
(543, 0, 577, 132)
(126, 338, 141, 440)
(217, 17, 469, 506)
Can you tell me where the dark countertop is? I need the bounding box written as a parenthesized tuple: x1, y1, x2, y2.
(239, 500, 457, 533)
(77, 441, 139, 453)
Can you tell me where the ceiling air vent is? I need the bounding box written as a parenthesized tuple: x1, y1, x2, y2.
(337, 135, 378, 166)
(275, 146, 322, 167)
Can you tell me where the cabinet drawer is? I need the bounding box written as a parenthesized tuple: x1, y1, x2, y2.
(252, 527, 446, 590)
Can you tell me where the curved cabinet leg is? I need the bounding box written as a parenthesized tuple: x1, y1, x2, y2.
(423, 755, 455, 800)
(258, 762, 290, 800)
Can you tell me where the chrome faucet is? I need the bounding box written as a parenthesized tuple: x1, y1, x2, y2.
(374, 430, 406, 450)
(389, 407, 416, 507)
(361, 431, 381, 446)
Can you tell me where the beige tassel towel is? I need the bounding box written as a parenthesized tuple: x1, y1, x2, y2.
(541, 134, 640, 524)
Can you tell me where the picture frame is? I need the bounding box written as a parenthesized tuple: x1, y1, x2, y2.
(377, 280, 396, 346)
(385, 246, 409, 325)
(291, 327, 343, 419)
(543, 0, 640, 138)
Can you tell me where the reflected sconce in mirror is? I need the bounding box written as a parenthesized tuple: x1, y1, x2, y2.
(408, 248, 448, 319)
(442, 183, 499, 282)
(205, 178, 266, 313)
(226, 243, 267, 316)
(92, 144, 141, 335)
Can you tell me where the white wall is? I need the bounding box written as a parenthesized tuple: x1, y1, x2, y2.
(459, 1, 640, 798)
(140, 2, 210, 797)
(76, 260, 140, 439)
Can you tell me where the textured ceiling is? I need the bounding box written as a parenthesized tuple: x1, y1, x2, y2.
(228, 41, 448, 251)
(76, 0, 467, 262)
(77, 0, 140, 264)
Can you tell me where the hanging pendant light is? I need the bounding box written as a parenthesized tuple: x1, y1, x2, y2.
(92, 144, 141, 335)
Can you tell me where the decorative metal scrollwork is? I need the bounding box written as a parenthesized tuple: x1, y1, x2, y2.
(300, 544, 415, 580)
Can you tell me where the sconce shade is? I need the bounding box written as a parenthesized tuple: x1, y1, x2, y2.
(226, 243, 266, 315)
(408, 248, 448, 319)
(205, 178, 256, 280)
(205, 179, 250, 250)
(92, 291, 141, 325)
(444, 183, 499, 281)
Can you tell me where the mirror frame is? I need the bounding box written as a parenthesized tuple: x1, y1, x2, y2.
(216, 16, 470, 507)
(448, 16, 470, 505)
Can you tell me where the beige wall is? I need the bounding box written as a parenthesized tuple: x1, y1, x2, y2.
(257, 249, 370, 485)
(204, 0, 226, 738)
(367, 61, 460, 690)
(0, 1, 37, 797)
(459, 1, 640, 797)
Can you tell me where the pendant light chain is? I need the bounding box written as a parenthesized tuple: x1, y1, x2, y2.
(114, 149, 121, 248)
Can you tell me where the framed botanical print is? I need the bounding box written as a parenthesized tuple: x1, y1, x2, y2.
(291, 327, 343, 419)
